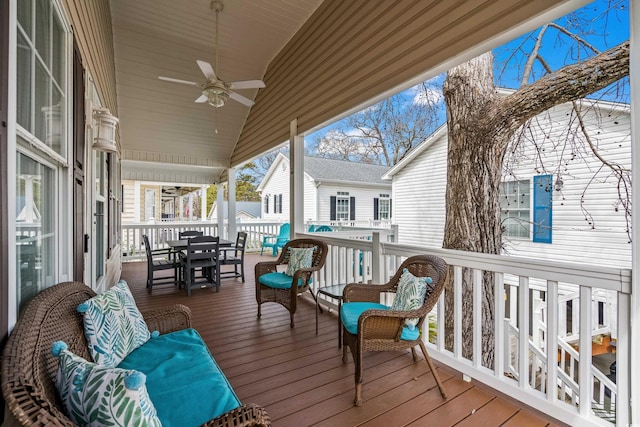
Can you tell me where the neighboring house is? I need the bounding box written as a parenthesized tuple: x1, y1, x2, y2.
(257, 154, 392, 225)
(122, 180, 208, 223)
(208, 201, 262, 222)
(384, 99, 632, 269)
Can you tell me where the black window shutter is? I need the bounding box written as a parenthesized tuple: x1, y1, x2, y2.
(278, 194, 283, 213)
(373, 198, 379, 220)
(265, 196, 269, 214)
(330, 196, 336, 221)
(350, 197, 356, 220)
(390, 199, 392, 218)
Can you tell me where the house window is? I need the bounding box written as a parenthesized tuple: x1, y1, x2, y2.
(16, 150, 57, 311)
(274, 194, 283, 214)
(374, 194, 391, 220)
(500, 180, 530, 239)
(145, 189, 156, 221)
(330, 192, 355, 221)
(17, 0, 68, 158)
(15, 0, 70, 312)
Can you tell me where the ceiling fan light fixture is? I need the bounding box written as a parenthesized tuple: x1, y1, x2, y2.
(204, 86, 229, 108)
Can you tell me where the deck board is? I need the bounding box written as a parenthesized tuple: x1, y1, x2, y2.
(122, 253, 565, 427)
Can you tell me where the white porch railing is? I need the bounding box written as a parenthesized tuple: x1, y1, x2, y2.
(306, 232, 631, 427)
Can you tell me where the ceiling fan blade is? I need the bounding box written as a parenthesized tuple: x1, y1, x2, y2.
(158, 76, 198, 86)
(229, 80, 265, 90)
(195, 94, 208, 103)
(196, 60, 217, 81)
(229, 91, 255, 107)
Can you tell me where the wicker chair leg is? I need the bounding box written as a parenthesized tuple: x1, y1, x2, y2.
(257, 302, 262, 318)
(411, 346, 419, 362)
(354, 383, 363, 406)
(419, 341, 447, 399)
(290, 312, 295, 328)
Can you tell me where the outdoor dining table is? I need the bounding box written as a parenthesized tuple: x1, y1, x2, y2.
(166, 237, 234, 251)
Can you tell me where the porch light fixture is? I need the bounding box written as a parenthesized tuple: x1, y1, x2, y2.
(203, 83, 230, 108)
(92, 107, 119, 152)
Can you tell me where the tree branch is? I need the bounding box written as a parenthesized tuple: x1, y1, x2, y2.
(496, 41, 629, 130)
(521, 25, 548, 86)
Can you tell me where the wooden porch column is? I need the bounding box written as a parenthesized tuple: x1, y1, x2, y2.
(290, 119, 304, 237)
(629, 0, 639, 423)
(228, 168, 237, 240)
(216, 183, 224, 237)
(200, 185, 208, 221)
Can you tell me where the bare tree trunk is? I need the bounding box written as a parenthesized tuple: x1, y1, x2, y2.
(442, 52, 508, 367)
(440, 41, 629, 369)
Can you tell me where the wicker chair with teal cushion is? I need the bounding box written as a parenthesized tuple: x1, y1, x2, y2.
(341, 254, 448, 406)
(255, 238, 328, 327)
(261, 223, 290, 256)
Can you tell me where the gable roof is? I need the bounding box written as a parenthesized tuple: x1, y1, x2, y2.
(208, 201, 262, 220)
(304, 156, 390, 185)
(257, 153, 391, 190)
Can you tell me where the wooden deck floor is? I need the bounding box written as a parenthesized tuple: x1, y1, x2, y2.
(122, 254, 564, 427)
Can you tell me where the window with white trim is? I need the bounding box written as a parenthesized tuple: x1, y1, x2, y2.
(500, 180, 530, 239)
(377, 193, 390, 220)
(336, 191, 350, 221)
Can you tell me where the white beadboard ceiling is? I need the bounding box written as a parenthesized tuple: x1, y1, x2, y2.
(110, 0, 323, 183)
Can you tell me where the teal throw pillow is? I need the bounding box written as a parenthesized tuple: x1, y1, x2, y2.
(78, 280, 151, 367)
(391, 268, 433, 329)
(52, 341, 161, 427)
(285, 247, 314, 276)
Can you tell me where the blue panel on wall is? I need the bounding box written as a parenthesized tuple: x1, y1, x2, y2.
(533, 175, 553, 243)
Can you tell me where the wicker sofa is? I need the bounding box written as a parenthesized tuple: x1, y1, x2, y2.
(1, 281, 271, 427)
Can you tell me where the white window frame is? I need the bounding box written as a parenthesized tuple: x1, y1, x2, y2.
(336, 191, 350, 221)
(378, 193, 390, 220)
(500, 179, 531, 239)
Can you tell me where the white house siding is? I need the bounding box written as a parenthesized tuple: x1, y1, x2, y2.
(261, 157, 290, 221)
(304, 174, 318, 222)
(392, 135, 448, 248)
(392, 101, 632, 269)
(501, 102, 632, 268)
(121, 180, 136, 223)
(316, 184, 392, 223)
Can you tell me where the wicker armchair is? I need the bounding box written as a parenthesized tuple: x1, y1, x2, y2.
(1, 281, 271, 427)
(255, 238, 328, 328)
(341, 255, 448, 406)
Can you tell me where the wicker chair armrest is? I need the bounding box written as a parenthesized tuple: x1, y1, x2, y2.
(343, 282, 391, 303)
(357, 309, 424, 340)
(199, 403, 272, 427)
(142, 304, 192, 334)
(255, 261, 280, 277)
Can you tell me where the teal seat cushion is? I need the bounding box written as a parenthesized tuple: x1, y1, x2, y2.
(118, 328, 241, 427)
(258, 271, 310, 289)
(340, 302, 421, 341)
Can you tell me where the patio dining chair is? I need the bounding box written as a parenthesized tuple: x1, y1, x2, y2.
(179, 235, 220, 296)
(179, 230, 204, 239)
(143, 234, 180, 292)
(255, 238, 328, 328)
(219, 231, 247, 282)
(341, 254, 448, 406)
(261, 223, 290, 256)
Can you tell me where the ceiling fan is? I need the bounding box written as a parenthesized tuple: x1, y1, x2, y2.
(158, 0, 265, 108)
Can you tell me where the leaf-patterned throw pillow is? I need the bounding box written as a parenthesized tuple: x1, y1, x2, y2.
(391, 268, 433, 329)
(285, 247, 314, 276)
(52, 341, 161, 427)
(78, 280, 151, 367)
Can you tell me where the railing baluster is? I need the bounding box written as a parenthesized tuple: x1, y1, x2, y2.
(494, 273, 505, 378)
(578, 286, 592, 416)
(616, 291, 630, 426)
(454, 266, 463, 359)
(546, 280, 558, 403)
(518, 276, 529, 390)
(473, 268, 482, 369)
(437, 291, 445, 352)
